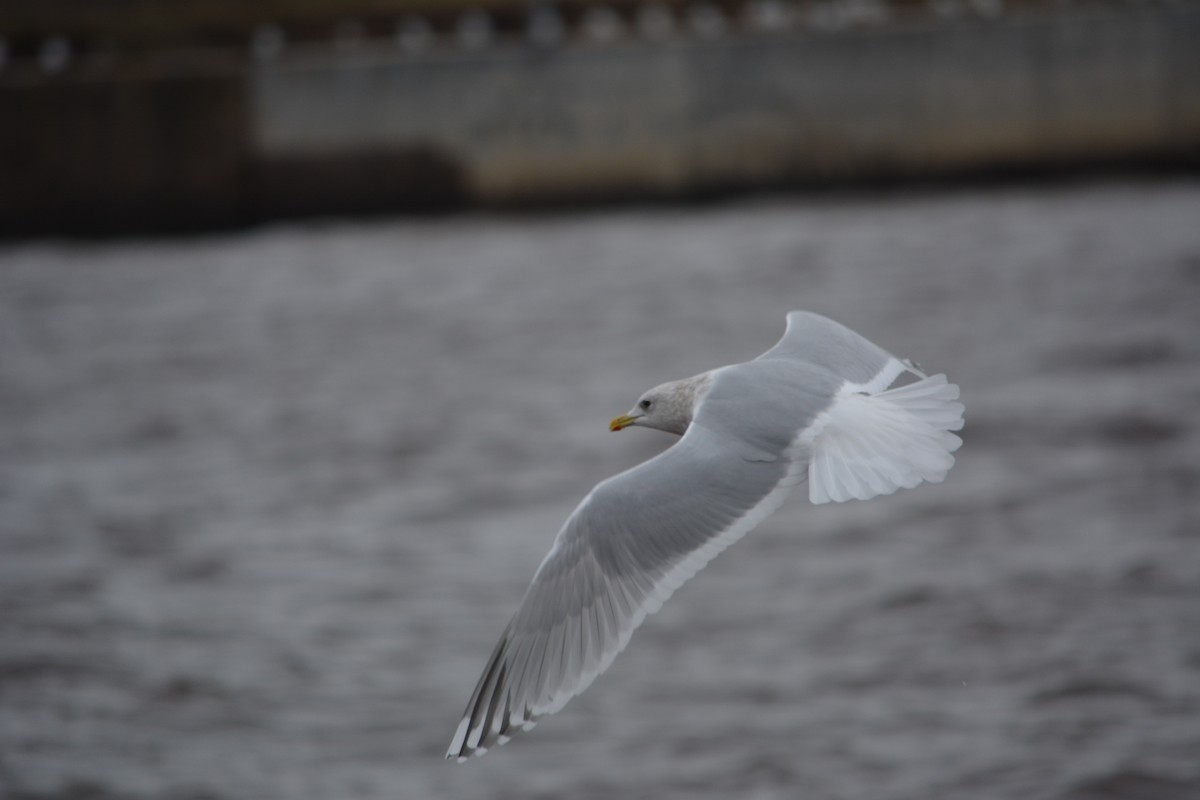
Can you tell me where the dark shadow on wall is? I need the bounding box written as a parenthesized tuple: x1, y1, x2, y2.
(0, 69, 468, 238)
(0, 68, 250, 237)
(251, 146, 468, 221)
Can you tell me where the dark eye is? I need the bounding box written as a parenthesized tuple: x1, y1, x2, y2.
(639, 399, 652, 410)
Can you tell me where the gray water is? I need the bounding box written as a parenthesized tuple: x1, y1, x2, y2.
(2, 180, 1199, 800)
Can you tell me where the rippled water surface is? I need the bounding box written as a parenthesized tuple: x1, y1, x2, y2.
(3, 181, 1200, 800)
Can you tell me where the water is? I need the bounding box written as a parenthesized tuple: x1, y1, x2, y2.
(2, 180, 1199, 800)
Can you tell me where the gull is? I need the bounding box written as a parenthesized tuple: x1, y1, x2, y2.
(446, 311, 964, 761)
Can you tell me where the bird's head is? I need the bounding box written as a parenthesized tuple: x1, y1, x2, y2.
(609, 390, 661, 432)
(610, 376, 708, 437)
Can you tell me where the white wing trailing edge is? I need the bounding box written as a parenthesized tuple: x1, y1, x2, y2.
(806, 373, 964, 505)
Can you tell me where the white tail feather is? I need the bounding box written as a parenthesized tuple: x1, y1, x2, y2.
(808, 373, 964, 504)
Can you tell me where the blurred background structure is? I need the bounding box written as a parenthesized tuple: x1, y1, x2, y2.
(1, 0, 1198, 235)
(3, 3, 1200, 800)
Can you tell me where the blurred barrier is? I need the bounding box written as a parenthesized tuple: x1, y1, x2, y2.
(0, 61, 250, 235)
(253, 5, 1200, 204)
(1, 3, 1198, 235)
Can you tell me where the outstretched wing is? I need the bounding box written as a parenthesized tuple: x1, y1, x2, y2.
(446, 419, 806, 761)
(757, 310, 918, 392)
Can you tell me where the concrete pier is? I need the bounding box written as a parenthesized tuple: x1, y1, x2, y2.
(2, 4, 1198, 234)
(253, 7, 1200, 203)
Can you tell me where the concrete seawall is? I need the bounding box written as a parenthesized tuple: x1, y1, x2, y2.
(254, 6, 1200, 203)
(3, 4, 1199, 234)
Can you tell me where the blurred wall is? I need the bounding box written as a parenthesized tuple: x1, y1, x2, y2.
(0, 64, 250, 234)
(255, 7, 1200, 203)
(2, 4, 1199, 235)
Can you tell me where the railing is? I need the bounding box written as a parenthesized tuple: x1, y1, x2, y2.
(2, 0, 1185, 77)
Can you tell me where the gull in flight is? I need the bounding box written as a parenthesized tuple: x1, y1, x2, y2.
(447, 311, 964, 761)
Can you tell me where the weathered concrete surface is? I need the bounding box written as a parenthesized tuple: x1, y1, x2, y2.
(253, 6, 1200, 203)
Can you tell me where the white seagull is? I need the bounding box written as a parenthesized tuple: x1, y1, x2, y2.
(446, 311, 964, 761)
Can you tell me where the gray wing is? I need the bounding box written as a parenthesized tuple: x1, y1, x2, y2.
(757, 311, 922, 390)
(444, 376, 828, 761)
